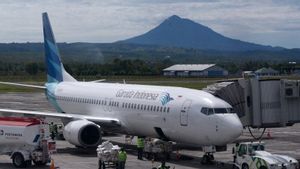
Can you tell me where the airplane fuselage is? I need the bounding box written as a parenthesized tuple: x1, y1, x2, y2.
(48, 82, 242, 146)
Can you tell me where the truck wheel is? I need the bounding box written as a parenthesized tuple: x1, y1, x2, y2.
(242, 164, 249, 169)
(12, 153, 26, 168)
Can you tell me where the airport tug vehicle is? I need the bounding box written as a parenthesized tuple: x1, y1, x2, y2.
(0, 117, 56, 168)
(233, 142, 299, 169)
(144, 138, 173, 160)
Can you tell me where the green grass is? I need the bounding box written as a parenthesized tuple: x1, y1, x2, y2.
(0, 84, 42, 93)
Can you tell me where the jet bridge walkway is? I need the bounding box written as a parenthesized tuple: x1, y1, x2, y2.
(203, 78, 300, 128)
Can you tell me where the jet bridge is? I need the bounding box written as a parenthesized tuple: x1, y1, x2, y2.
(203, 78, 300, 128)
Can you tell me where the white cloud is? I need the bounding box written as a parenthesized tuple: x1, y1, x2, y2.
(0, 0, 299, 48)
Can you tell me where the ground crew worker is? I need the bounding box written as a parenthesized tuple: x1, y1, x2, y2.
(137, 136, 145, 160)
(118, 148, 127, 169)
(53, 123, 58, 137)
(49, 122, 55, 140)
(233, 143, 239, 163)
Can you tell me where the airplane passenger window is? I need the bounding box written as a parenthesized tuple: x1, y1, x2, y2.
(137, 104, 140, 109)
(156, 106, 160, 112)
(167, 107, 170, 112)
(214, 108, 228, 114)
(160, 107, 163, 112)
(163, 107, 166, 112)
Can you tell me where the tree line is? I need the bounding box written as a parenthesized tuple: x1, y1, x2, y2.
(0, 59, 297, 77)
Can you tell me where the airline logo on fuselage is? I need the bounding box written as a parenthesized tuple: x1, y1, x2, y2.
(116, 90, 174, 105)
(116, 90, 159, 101)
(160, 92, 174, 105)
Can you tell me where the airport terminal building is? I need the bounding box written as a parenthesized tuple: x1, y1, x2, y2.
(163, 64, 228, 77)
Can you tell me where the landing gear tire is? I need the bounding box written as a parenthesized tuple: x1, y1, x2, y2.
(201, 153, 214, 165)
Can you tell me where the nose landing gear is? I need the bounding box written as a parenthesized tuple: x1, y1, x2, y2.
(201, 146, 216, 165)
(201, 153, 214, 164)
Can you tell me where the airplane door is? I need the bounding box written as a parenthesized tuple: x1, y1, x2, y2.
(180, 100, 192, 126)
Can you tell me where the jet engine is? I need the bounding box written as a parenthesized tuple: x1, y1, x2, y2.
(63, 120, 102, 147)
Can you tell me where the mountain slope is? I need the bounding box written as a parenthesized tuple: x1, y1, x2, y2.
(120, 15, 282, 51)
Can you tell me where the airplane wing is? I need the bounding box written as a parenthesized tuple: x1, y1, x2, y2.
(0, 82, 46, 89)
(89, 79, 106, 83)
(0, 108, 121, 129)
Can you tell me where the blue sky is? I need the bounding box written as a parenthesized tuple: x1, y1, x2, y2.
(0, 0, 299, 48)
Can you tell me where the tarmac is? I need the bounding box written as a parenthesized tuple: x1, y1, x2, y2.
(0, 93, 299, 169)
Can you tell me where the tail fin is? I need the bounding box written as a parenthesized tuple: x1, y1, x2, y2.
(42, 12, 76, 83)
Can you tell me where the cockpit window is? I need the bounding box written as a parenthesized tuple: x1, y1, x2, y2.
(207, 108, 214, 115)
(201, 107, 208, 115)
(214, 108, 228, 114)
(227, 108, 235, 113)
(201, 107, 214, 115)
(201, 107, 234, 115)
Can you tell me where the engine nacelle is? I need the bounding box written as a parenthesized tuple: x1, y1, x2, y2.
(63, 120, 102, 147)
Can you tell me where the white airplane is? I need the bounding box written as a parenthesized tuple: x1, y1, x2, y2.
(0, 13, 242, 162)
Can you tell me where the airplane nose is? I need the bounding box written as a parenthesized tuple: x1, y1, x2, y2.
(216, 114, 243, 144)
(228, 114, 243, 139)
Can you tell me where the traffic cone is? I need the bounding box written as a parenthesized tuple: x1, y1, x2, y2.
(267, 129, 272, 139)
(50, 159, 55, 169)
